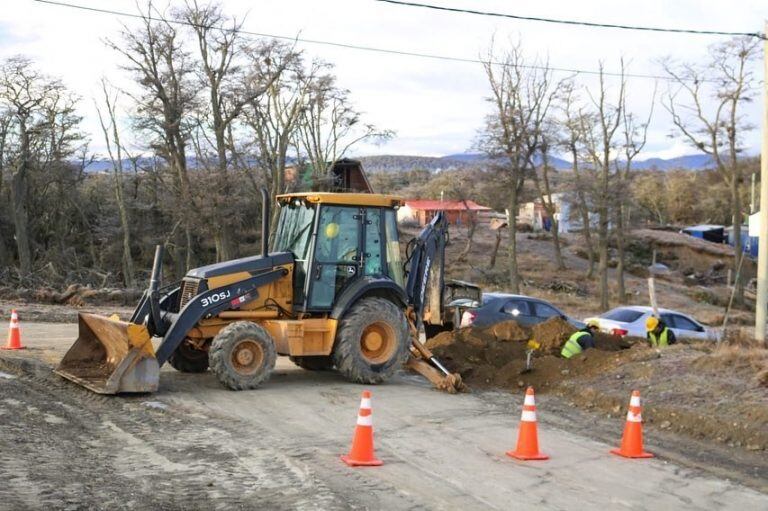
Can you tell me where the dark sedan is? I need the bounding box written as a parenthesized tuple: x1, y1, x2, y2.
(460, 292, 585, 329)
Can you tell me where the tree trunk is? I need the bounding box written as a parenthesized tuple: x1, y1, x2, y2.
(11, 122, 32, 276)
(489, 228, 502, 269)
(598, 205, 610, 311)
(115, 177, 135, 288)
(508, 189, 521, 292)
(615, 204, 627, 304)
(458, 213, 477, 262)
(731, 176, 744, 305)
(580, 203, 596, 278)
(551, 219, 566, 270)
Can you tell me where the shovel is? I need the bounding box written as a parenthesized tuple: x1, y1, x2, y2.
(520, 339, 541, 374)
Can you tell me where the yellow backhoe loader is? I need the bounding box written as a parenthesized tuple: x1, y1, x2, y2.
(55, 190, 466, 394)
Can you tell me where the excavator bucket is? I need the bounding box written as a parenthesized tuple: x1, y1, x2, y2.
(407, 335, 467, 394)
(54, 313, 160, 394)
(406, 356, 466, 394)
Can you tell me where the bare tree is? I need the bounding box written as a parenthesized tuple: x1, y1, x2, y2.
(479, 42, 558, 292)
(296, 70, 392, 189)
(532, 131, 566, 269)
(183, 1, 282, 261)
(241, 41, 307, 232)
(109, 4, 199, 270)
(662, 36, 760, 304)
(0, 56, 78, 277)
(0, 110, 12, 266)
(614, 93, 654, 302)
(580, 62, 626, 310)
(557, 81, 596, 277)
(95, 80, 136, 287)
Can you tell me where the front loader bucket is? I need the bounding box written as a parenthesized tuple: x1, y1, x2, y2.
(55, 313, 160, 394)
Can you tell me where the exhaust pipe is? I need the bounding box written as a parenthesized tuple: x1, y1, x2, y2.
(260, 187, 270, 257)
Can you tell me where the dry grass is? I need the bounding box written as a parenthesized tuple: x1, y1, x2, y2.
(693, 331, 768, 387)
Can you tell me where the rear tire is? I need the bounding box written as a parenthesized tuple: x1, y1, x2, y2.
(333, 297, 409, 384)
(290, 356, 334, 371)
(209, 322, 276, 390)
(168, 339, 209, 373)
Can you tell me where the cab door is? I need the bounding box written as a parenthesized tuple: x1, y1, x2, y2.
(307, 205, 363, 309)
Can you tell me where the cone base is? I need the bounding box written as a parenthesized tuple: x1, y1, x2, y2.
(610, 448, 654, 459)
(341, 455, 383, 467)
(506, 450, 549, 461)
(0, 345, 25, 350)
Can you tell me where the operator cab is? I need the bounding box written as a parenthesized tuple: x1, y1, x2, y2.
(273, 193, 405, 312)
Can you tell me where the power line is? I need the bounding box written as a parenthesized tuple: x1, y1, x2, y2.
(376, 0, 767, 40)
(32, 0, 702, 82)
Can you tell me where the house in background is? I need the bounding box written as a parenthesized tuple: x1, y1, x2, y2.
(285, 158, 374, 193)
(728, 222, 759, 258)
(517, 193, 572, 233)
(397, 199, 492, 226)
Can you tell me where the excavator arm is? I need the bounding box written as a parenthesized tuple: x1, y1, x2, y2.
(403, 212, 466, 393)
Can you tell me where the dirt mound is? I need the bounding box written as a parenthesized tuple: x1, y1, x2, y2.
(427, 317, 629, 356)
(531, 318, 575, 352)
(428, 318, 768, 452)
(426, 317, 630, 390)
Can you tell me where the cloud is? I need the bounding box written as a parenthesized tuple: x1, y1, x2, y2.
(0, 0, 763, 158)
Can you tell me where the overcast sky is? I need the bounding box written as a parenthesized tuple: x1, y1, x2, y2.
(1, 0, 765, 159)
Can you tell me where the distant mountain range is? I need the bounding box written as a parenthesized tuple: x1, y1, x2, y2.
(82, 152, 718, 174)
(358, 153, 717, 173)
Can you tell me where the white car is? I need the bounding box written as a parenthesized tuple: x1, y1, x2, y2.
(584, 306, 720, 342)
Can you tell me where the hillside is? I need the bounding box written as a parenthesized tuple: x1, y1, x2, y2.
(360, 152, 718, 173)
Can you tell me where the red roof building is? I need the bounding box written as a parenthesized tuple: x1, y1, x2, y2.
(398, 199, 492, 226)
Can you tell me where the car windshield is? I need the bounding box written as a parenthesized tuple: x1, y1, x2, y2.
(601, 309, 645, 323)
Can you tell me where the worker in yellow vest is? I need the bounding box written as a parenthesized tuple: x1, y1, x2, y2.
(646, 316, 676, 347)
(561, 320, 599, 359)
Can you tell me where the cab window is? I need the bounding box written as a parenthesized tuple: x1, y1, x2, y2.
(384, 209, 404, 287)
(364, 208, 383, 276)
(308, 206, 361, 309)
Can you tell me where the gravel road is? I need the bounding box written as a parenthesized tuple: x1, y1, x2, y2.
(0, 322, 766, 510)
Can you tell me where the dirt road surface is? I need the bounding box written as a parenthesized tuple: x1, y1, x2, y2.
(1, 322, 766, 510)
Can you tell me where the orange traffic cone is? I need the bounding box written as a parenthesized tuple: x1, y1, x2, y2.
(341, 390, 382, 467)
(507, 386, 549, 460)
(2, 310, 24, 350)
(611, 390, 654, 458)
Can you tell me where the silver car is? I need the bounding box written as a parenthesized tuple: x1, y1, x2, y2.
(584, 306, 719, 341)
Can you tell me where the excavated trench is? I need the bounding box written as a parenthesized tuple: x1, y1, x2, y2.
(427, 318, 768, 453)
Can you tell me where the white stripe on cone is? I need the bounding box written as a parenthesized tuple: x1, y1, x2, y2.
(630, 396, 641, 407)
(357, 414, 373, 426)
(360, 398, 372, 409)
(626, 411, 642, 423)
(524, 395, 535, 406)
(521, 410, 537, 422)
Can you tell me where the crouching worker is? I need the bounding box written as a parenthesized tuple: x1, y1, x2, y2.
(646, 316, 676, 347)
(561, 320, 599, 359)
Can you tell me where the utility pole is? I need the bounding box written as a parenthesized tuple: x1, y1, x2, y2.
(755, 21, 768, 343)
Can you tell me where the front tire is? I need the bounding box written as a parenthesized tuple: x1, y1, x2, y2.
(333, 297, 410, 384)
(209, 322, 276, 390)
(168, 339, 210, 373)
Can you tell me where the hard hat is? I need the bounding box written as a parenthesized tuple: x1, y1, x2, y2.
(646, 316, 659, 331)
(324, 222, 340, 239)
(586, 319, 600, 329)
